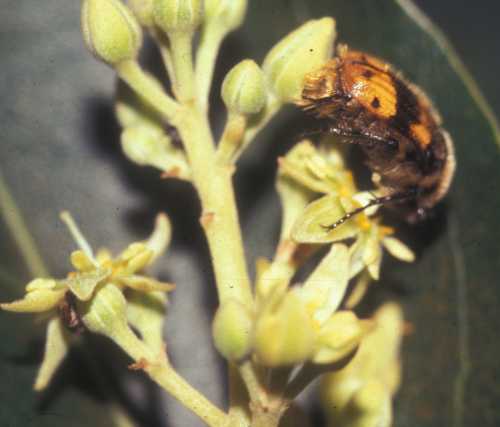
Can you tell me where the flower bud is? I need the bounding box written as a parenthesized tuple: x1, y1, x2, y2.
(212, 299, 253, 361)
(262, 18, 336, 103)
(82, 0, 143, 65)
(204, 0, 247, 31)
(254, 290, 315, 367)
(128, 0, 155, 27)
(221, 60, 267, 115)
(121, 125, 171, 167)
(121, 125, 191, 179)
(153, 0, 203, 34)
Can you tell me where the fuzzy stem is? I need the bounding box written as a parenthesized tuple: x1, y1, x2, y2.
(147, 362, 229, 427)
(111, 324, 228, 427)
(175, 107, 253, 307)
(195, 25, 225, 112)
(234, 97, 281, 160)
(169, 32, 196, 102)
(216, 112, 247, 165)
(116, 60, 179, 121)
(150, 28, 177, 90)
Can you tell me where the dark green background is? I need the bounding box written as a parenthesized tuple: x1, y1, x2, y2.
(1, 1, 499, 426)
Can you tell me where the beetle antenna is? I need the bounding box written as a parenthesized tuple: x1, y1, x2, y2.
(321, 190, 417, 231)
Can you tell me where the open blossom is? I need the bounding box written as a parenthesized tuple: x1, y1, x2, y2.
(279, 140, 415, 279)
(1, 212, 173, 390)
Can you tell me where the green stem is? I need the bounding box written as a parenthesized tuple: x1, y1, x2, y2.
(150, 28, 177, 90)
(116, 60, 180, 122)
(216, 112, 247, 165)
(0, 170, 48, 278)
(228, 363, 251, 425)
(147, 362, 229, 427)
(195, 25, 225, 112)
(175, 108, 253, 307)
(169, 32, 196, 102)
(112, 324, 228, 427)
(235, 97, 281, 161)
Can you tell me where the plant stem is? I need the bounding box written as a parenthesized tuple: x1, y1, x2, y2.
(116, 60, 180, 121)
(216, 112, 247, 165)
(169, 32, 196, 102)
(112, 324, 228, 427)
(0, 170, 48, 278)
(195, 25, 225, 112)
(234, 97, 281, 160)
(147, 362, 229, 427)
(175, 108, 253, 307)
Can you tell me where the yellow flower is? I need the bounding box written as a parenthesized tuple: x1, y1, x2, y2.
(281, 141, 415, 277)
(1, 211, 173, 390)
(254, 244, 370, 367)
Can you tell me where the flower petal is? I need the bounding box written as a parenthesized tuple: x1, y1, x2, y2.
(300, 244, 349, 325)
(312, 311, 365, 364)
(61, 267, 111, 301)
(382, 237, 415, 262)
(70, 250, 96, 272)
(292, 195, 359, 244)
(120, 275, 175, 292)
(25, 278, 57, 292)
(254, 290, 315, 367)
(34, 317, 71, 390)
(1, 289, 66, 313)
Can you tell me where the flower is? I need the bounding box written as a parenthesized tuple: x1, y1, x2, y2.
(282, 140, 415, 280)
(1, 211, 173, 390)
(253, 244, 371, 368)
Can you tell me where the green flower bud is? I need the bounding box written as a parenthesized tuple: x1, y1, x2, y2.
(121, 125, 191, 179)
(128, 0, 155, 27)
(204, 0, 247, 31)
(82, 0, 143, 65)
(153, 0, 203, 34)
(221, 59, 267, 115)
(254, 290, 315, 367)
(262, 18, 336, 103)
(212, 299, 253, 361)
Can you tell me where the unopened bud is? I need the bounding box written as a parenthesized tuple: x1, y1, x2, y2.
(82, 0, 143, 65)
(221, 60, 267, 115)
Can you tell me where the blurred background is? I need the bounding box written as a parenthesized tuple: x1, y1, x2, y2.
(1, 1, 499, 426)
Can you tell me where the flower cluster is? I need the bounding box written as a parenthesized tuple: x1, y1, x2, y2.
(1, 1, 420, 426)
(1, 212, 173, 390)
(210, 139, 413, 424)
